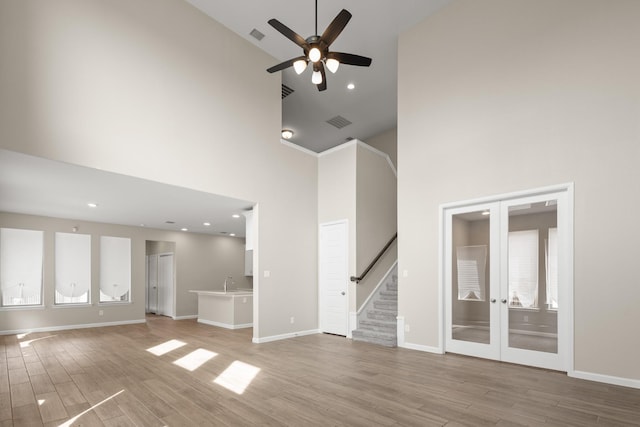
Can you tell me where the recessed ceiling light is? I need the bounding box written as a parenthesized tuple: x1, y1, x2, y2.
(482, 211, 490, 216)
(232, 214, 240, 218)
(281, 129, 294, 140)
(347, 83, 355, 90)
(181, 228, 188, 231)
(203, 222, 211, 226)
(87, 203, 98, 208)
(230, 233, 236, 237)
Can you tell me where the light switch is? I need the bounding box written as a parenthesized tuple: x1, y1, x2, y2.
(264, 270, 270, 278)
(403, 269, 409, 278)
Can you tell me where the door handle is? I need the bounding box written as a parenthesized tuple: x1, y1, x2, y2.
(341, 291, 346, 296)
(490, 298, 496, 303)
(501, 299, 507, 304)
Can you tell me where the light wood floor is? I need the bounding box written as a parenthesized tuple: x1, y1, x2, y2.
(1, 315, 639, 426)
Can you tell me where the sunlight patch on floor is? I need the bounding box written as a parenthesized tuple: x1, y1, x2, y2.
(38, 399, 45, 406)
(213, 361, 260, 395)
(146, 339, 186, 356)
(20, 335, 56, 348)
(17, 332, 30, 339)
(57, 389, 124, 427)
(173, 348, 217, 371)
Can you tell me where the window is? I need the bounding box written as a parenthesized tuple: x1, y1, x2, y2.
(55, 232, 91, 304)
(0, 228, 44, 307)
(546, 228, 558, 309)
(456, 245, 487, 301)
(100, 236, 131, 302)
(508, 230, 538, 308)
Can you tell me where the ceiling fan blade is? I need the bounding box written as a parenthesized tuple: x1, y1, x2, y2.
(268, 19, 308, 49)
(321, 9, 352, 47)
(267, 56, 306, 73)
(317, 63, 327, 92)
(328, 52, 372, 67)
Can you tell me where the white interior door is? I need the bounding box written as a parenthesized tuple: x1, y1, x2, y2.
(157, 253, 174, 318)
(444, 187, 572, 371)
(319, 221, 348, 336)
(146, 255, 158, 314)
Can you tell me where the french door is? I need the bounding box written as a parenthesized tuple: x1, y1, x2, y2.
(444, 187, 572, 371)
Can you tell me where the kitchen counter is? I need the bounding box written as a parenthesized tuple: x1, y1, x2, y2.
(190, 290, 253, 329)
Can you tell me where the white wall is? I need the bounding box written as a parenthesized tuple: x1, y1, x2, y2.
(355, 144, 397, 308)
(398, 0, 640, 381)
(318, 141, 397, 311)
(0, 212, 249, 332)
(0, 0, 318, 339)
(364, 128, 397, 170)
(318, 144, 357, 311)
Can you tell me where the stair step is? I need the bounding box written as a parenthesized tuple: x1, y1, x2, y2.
(373, 300, 397, 311)
(379, 290, 397, 301)
(359, 319, 396, 333)
(352, 329, 397, 347)
(366, 309, 396, 322)
(386, 281, 398, 292)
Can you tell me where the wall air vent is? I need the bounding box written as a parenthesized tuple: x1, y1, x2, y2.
(326, 115, 352, 129)
(249, 28, 265, 41)
(282, 84, 295, 99)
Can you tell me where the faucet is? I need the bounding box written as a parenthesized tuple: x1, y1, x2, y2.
(223, 276, 234, 292)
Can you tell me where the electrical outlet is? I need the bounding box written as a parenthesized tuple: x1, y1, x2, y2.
(264, 270, 271, 278)
(98, 310, 104, 316)
(290, 316, 295, 324)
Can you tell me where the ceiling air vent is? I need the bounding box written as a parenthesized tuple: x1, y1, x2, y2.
(326, 115, 352, 129)
(282, 84, 295, 99)
(249, 28, 265, 41)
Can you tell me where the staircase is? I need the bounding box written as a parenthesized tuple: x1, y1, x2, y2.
(351, 272, 398, 347)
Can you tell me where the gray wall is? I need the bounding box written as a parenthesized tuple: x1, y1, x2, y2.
(398, 0, 640, 380)
(0, 0, 318, 340)
(0, 212, 249, 332)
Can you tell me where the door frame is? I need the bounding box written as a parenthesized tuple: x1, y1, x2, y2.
(439, 183, 574, 372)
(318, 220, 349, 336)
(157, 252, 175, 318)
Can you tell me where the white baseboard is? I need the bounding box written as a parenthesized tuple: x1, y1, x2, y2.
(197, 319, 252, 330)
(569, 370, 640, 389)
(173, 315, 198, 320)
(400, 341, 444, 354)
(0, 319, 146, 336)
(252, 329, 320, 344)
(348, 312, 357, 339)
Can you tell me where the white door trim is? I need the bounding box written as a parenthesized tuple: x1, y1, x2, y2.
(439, 183, 574, 372)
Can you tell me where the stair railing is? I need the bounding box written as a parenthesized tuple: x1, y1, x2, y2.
(350, 233, 397, 284)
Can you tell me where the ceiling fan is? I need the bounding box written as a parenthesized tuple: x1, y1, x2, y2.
(266, 0, 372, 91)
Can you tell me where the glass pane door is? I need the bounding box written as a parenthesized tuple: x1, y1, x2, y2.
(500, 191, 567, 371)
(444, 187, 571, 372)
(445, 203, 500, 361)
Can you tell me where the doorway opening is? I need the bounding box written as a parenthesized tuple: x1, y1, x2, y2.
(146, 240, 176, 318)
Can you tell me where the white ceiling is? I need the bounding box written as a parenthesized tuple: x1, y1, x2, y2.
(185, 0, 451, 152)
(0, 150, 253, 237)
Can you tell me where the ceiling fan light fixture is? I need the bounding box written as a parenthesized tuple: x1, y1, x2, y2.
(326, 58, 339, 73)
(308, 47, 322, 63)
(311, 70, 323, 84)
(293, 59, 308, 74)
